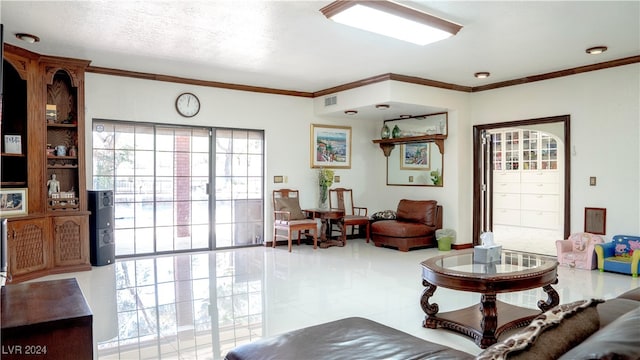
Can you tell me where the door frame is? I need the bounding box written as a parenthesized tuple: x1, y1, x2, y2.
(472, 115, 571, 246)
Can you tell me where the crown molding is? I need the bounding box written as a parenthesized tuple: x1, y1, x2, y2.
(470, 55, 640, 92)
(86, 66, 315, 98)
(84, 55, 640, 98)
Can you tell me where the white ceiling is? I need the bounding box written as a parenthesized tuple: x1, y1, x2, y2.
(2, 1, 639, 97)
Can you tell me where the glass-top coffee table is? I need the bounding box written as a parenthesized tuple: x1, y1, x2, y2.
(420, 249, 559, 348)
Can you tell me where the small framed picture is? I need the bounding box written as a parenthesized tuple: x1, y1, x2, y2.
(0, 188, 28, 217)
(46, 104, 57, 123)
(273, 175, 284, 183)
(4, 135, 22, 154)
(584, 207, 606, 235)
(400, 143, 430, 170)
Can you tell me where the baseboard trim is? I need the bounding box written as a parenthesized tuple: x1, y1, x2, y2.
(452, 243, 474, 250)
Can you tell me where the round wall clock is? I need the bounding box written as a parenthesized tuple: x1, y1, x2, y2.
(175, 92, 200, 117)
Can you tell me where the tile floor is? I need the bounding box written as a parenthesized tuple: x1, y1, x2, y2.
(35, 239, 638, 360)
(492, 224, 562, 256)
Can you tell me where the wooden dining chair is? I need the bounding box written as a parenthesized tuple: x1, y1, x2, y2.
(329, 188, 370, 242)
(273, 189, 318, 252)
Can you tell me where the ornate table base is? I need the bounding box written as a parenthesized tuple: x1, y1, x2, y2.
(419, 250, 559, 349)
(421, 281, 559, 348)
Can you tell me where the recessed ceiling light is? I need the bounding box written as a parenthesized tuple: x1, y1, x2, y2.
(344, 110, 358, 115)
(15, 33, 40, 44)
(585, 46, 607, 55)
(474, 72, 490, 79)
(375, 104, 390, 110)
(400, 114, 412, 119)
(320, 1, 462, 46)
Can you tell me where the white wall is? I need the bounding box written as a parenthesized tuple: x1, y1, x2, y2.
(84, 73, 380, 240)
(312, 81, 474, 242)
(386, 82, 473, 242)
(470, 64, 640, 239)
(85, 63, 639, 247)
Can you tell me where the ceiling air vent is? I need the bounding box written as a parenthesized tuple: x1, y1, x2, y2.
(324, 95, 337, 107)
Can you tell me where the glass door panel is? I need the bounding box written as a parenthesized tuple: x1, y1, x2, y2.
(93, 121, 264, 256)
(540, 134, 558, 170)
(214, 129, 264, 248)
(522, 130, 538, 170)
(504, 131, 519, 170)
(492, 133, 502, 170)
(154, 126, 211, 253)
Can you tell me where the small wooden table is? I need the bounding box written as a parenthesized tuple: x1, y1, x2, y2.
(420, 249, 559, 348)
(305, 208, 346, 248)
(1, 278, 93, 359)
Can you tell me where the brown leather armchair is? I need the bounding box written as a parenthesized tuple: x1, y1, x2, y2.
(371, 199, 442, 252)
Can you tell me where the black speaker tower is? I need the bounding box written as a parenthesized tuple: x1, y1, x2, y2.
(88, 190, 115, 266)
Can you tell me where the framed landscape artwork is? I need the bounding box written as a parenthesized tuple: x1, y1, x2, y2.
(0, 188, 28, 216)
(310, 124, 352, 169)
(400, 143, 430, 170)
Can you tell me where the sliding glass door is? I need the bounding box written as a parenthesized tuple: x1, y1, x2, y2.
(213, 129, 264, 248)
(154, 126, 211, 252)
(92, 120, 264, 257)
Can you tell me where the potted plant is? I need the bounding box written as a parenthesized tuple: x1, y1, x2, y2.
(318, 168, 334, 208)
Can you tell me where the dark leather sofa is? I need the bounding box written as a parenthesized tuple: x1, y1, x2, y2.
(224, 287, 640, 360)
(371, 199, 442, 251)
(224, 317, 473, 360)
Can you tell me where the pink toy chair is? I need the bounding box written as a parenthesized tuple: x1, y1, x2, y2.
(556, 232, 605, 269)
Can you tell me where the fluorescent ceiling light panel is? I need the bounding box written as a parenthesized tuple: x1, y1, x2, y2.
(321, 1, 462, 46)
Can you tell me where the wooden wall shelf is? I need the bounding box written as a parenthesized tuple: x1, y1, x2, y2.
(47, 164, 79, 169)
(47, 123, 77, 128)
(372, 134, 446, 157)
(47, 156, 78, 160)
(0, 181, 27, 187)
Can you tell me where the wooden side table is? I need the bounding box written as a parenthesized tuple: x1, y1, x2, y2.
(305, 208, 346, 248)
(1, 278, 93, 359)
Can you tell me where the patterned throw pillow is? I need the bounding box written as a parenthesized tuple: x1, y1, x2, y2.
(274, 198, 306, 220)
(475, 298, 603, 360)
(370, 210, 397, 221)
(558, 307, 640, 360)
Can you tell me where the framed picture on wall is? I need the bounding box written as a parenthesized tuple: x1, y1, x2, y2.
(3, 135, 22, 154)
(310, 124, 352, 168)
(400, 143, 431, 170)
(584, 207, 606, 235)
(0, 188, 28, 216)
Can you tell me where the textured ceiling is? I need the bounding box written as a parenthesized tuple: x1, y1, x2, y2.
(2, 1, 639, 95)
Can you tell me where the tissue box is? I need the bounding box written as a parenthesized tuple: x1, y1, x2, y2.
(474, 245, 502, 263)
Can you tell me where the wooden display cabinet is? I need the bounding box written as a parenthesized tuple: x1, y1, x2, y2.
(6, 217, 50, 278)
(52, 215, 89, 268)
(1, 48, 28, 188)
(492, 129, 561, 232)
(44, 65, 84, 211)
(1, 44, 91, 283)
